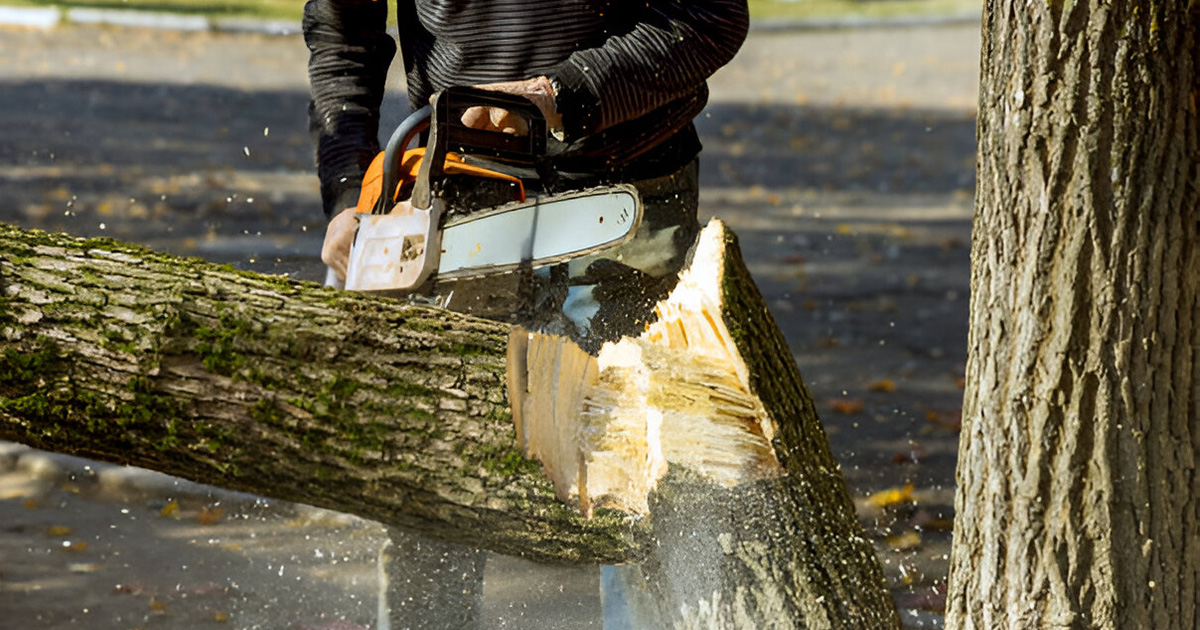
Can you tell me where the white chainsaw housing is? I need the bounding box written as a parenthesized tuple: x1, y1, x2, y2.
(343, 184, 642, 293)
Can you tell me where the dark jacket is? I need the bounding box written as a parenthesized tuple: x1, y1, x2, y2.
(304, 0, 750, 217)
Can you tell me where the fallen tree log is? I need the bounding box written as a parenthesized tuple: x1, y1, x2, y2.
(0, 220, 900, 627)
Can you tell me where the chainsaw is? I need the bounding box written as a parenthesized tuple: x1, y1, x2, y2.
(331, 86, 643, 295)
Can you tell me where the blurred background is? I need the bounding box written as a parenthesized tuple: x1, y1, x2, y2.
(0, 1, 981, 628)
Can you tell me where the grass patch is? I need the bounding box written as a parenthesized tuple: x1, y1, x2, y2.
(749, 0, 980, 21)
(6, 0, 299, 21)
(5, 0, 980, 25)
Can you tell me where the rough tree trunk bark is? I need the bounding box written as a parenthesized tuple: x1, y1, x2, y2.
(948, 2, 1199, 629)
(0, 219, 901, 627)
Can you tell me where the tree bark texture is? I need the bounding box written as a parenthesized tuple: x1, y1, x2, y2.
(0, 221, 901, 627)
(0, 223, 632, 564)
(948, 2, 1199, 629)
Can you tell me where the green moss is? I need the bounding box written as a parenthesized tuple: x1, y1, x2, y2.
(488, 450, 542, 477)
(1, 386, 77, 427)
(444, 342, 489, 357)
(156, 419, 180, 451)
(216, 461, 241, 478)
(301, 431, 323, 449)
(471, 437, 542, 478)
(286, 396, 316, 414)
(245, 367, 288, 391)
(0, 336, 187, 448)
(404, 318, 450, 335)
(0, 343, 64, 391)
(76, 235, 146, 254)
(323, 376, 360, 402)
(188, 309, 255, 377)
(117, 375, 184, 428)
(384, 380, 436, 400)
(296, 376, 394, 462)
(250, 397, 287, 427)
(401, 406, 440, 426)
(102, 327, 129, 349)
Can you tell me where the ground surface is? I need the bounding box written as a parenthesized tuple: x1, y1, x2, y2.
(0, 20, 980, 629)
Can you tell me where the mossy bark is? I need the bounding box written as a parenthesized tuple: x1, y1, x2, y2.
(0, 223, 633, 563)
(948, 3, 1200, 629)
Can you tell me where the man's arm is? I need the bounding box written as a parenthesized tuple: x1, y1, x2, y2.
(304, 0, 397, 219)
(547, 0, 750, 142)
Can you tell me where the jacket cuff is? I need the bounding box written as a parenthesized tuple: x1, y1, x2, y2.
(550, 63, 602, 140)
(324, 184, 363, 221)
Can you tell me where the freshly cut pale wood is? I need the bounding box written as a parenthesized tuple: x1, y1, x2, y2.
(508, 220, 784, 516)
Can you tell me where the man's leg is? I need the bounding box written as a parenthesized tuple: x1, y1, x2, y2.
(379, 529, 487, 630)
(581, 161, 702, 628)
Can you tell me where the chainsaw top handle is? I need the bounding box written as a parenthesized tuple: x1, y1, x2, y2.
(376, 86, 549, 214)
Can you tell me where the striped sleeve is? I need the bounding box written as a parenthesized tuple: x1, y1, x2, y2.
(303, 0, 396, 218)
(549, 0, 750, 140)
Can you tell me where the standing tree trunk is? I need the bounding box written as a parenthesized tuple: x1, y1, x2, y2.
(948, 2, 1199, 629)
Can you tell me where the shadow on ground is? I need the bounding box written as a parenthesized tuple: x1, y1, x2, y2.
(1, 76, 975, 627)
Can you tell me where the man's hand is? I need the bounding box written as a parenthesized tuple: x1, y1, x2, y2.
(323, 200, 417, 282)
(461, 76, 563, 137)
(322, 206, 359, 282)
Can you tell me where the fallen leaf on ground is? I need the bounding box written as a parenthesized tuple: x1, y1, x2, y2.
(114, 583, 149, 596)
(197, 506, 225, 525)
(925, 410, 962, 432)
(160, 500, 180, 518)
(892, 447, 927, 465)
(897, 563, 922, 586)
(866, 484, 915, 508)
(46, 525, 72, 536)
(867, 379, 897, 392)
(188, 582, 234, 596)
(829, 399, 865, 414)
(886, 530, 922, 551)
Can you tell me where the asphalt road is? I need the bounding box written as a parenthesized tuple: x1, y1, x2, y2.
(0, 19, 981, 629)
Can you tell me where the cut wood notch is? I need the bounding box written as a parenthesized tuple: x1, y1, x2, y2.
(507, 219, 785, 517)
